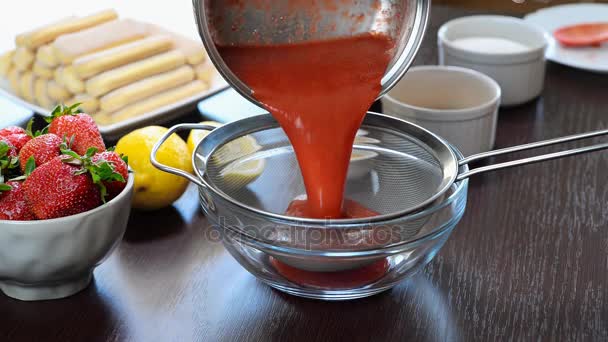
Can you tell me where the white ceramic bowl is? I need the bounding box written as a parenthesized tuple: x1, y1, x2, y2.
(381, 65, 501, 156)
(438, 15, 548, 106)
(0, 175, 134, 301)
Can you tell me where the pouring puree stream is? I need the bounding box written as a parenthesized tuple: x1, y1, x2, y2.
(219, 34, 393, 219)
(219, 34, 394, 286)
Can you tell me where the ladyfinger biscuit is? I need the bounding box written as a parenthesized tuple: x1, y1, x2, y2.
(0, 50, 14, 77)
(53, 19, 149, 64)
(13, 47, 35, 71)
(36, 45, 59, 68)
(61, 66, 86, 93)
(147, 25, 207, 65)
(16, 10, 117, 49)
(68, 94, 99, 114)
(15, 16, 77, 47)
(173, 34, 207, 65)
(33, 62, 54, 79)
(34, 79, 54, 109)
(100, 65, 194, 112)
(47, 80, 72, 102)
(111, 80, 207, 122)
(19, 72, 36, 102)
(194, 63, 216, 85)
(73, 35, 173, 79)
(86, 50, 186, 97)
(8, 68, 22, 96)
(91, 111, 113, 126)
(54, 67, 66, 87)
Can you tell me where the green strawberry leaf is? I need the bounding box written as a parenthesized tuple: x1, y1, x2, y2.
(0, 141, 9, 157)
(25, 118, 49, 137)
(121, 155, 128, 165)
(46, 103, 82, 123)
(61, 149, 80, 159)
(9, 156, 19, 169)
(46, 105, 63, 123)
(0, 183, 12, 192)
(25, 119, 34, 137)
(106, 146, 116, 152)
(86, 159, 126, 203)
(24, 156, 36, 177)
(67, 102, 81, 113)
(73, 167, 88, 176)
(85, 147, 98, 158)
(98, 182, 108, 203)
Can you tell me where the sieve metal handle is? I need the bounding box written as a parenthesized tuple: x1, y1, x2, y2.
(150, 123, 219, 187)
(456, 128, 608, 181)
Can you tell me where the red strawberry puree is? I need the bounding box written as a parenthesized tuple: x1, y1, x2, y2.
(219, 33, 394, 287)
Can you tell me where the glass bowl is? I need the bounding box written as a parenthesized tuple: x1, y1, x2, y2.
(205, 173, 467, 300)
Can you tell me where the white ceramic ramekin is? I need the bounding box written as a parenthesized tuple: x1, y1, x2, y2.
(438, 15, 548, 106)
(381, 66, 501, 156)
(0, 175, 134, 301)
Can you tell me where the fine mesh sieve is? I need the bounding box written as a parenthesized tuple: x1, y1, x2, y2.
(152, 112, 608, 225)
(193, 113, 454, 223)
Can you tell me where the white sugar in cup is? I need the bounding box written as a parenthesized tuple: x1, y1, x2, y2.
(438, 15, 548, 106)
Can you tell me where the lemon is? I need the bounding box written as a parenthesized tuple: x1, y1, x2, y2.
(351, 150, 379, 162)
(187, 121, 222, 155)
(219, 158, 266, 188)
(187, 121, 265, 188)
(116, 126, 193, 210)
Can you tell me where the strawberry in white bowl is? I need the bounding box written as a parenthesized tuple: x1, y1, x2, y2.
(0, 104, 133, 301)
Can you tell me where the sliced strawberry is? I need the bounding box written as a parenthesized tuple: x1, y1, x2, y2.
(47, 104, 105, 155)
(92, 151, 128, 201)
(18, 133, 62, 173)
(0, 181, 35, 221)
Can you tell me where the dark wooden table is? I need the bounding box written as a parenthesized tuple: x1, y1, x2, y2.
(2, 5, 607, 342)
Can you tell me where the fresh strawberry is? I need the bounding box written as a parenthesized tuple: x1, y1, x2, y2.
(18, 133, 62, 173)
(0, 126, 26, 136)
(24, 156, 100, 219)
(92, 151, 128, 200)
(0, 181, 35, 221)
(0, 126, 30, 152)
(47, 104, 105, 155)
(23, 149, 125, 219)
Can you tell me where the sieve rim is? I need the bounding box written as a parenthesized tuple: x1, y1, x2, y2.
(193, 112, 462, 225)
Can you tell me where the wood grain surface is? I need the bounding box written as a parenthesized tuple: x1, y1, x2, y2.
(1, 5, 607, 342)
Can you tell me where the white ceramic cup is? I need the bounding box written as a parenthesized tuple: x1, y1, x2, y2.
(381, 66, 501, 156)
(438, 15, 548, 106)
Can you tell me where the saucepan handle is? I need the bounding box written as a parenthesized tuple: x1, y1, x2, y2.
(150, 123, 218, 188)
(457, 128, 608, 181)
